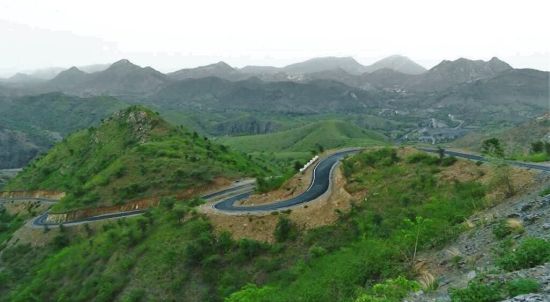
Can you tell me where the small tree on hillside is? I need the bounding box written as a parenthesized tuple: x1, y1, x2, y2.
(274, 216, 298, 242)
(491, 163, 515, 198)
(530, 141, 544, 154)
(436, 146, 445, 160)
(293, 160, 302, 172)
(481, 138, 505, 158)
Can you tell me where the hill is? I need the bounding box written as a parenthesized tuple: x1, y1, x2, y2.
(5, 106, 270, 212)
(167, 61, 245, 81)
(452, 113, 550, 156)
(1, 147, 537, 301)
(48, 59, 168, 98)
(363, 55, 426, 75)
(407, 57, 512, 91)
(283, 56, 368, 75)
(152, 77, 386, 113)
(220, 120, 387, 155)
(424, 68, 549, 124)
(0, 93, 128, 168)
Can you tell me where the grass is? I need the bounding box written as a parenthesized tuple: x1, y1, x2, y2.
(220, 120, 388, 154)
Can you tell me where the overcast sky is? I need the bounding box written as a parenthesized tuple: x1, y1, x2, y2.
(1, 0, 549, 76)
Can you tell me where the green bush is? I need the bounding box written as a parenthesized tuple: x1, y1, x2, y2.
(308, 245, 327, 258)
(450, 281, 503, 302)
(441, 156, 457, 167)
(359, 148, 399, 167)
(407, 153, 439, 165)
(492, 219, 523, 239)
(506, 278, 540, 297)
(355, 276, 420, 302)
(274, 216, 298, 242)
(497, 238, 550, 271)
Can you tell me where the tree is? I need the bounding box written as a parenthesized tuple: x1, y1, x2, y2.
(491, 163, 515, 197)
(530, 141, 544, 154)
(293, 160, 302, 172)
(400, 216, 432, 265)
(316, 143, 325, 153)
(481, 138, 504, 158)
(436, 146, 445, 160)
(274, 216, 298, 242)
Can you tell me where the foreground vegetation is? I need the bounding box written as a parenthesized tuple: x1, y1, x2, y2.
(0, 148, 526, 301)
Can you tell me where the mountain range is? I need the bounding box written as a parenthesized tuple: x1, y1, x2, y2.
(0, 54, 547, 168)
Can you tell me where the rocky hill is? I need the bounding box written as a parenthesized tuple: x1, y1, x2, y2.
(363, 55, 427, 75)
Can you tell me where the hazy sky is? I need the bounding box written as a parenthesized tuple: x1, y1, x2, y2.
(1, 0, 549, 76)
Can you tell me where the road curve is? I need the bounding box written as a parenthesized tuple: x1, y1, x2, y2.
(420, 148, 550, 173)
(0, 180, 256, 227)
(213, 149, 361, 213)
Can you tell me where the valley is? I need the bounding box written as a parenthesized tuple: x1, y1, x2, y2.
(0, 55, 548, 302)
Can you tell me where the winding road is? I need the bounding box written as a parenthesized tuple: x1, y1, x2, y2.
(0, 180, 257, 227)
(212, 149, 360, 212)
(5, 147, 547, 227)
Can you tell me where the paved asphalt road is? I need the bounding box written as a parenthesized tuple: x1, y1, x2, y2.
(213, 149, 360, 213)
(420, 148, 550, 173)
(0, 181, 257, 227)
(12, 147, 546, 225)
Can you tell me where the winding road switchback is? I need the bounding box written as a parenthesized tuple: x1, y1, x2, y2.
(212, 149, 361, 213)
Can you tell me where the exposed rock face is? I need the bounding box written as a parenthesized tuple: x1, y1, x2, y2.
(500, 294, 550, 302)
(108, 108, 156, 143)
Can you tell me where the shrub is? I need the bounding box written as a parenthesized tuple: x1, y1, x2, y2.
(407, 153, 439, 165)
(308, 245, 327, 258)
(274, 216, 298, 242)
(441, 156, 457, 167)
(492, 219, 523, 239)
(355, 276, 420, 302)
(506, 278, 540, 297)
(497, 238, 550, 271)
(449, 281, 503, 302)
(360, 148, 399, 167)
(237, 239, 266, 261)
(225, 284, 275, 302)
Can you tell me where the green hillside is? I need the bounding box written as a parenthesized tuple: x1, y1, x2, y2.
(452, 114, 550, 160)
(0, 92, 129, 168)
(220, 120, 388, 156)
(0, 148, 503, 301)
(6, 106, 274, 212)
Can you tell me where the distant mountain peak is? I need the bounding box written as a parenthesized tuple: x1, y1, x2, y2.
(364, 55, 426, 75)
(284, 56, 367, 75)
(65, 66, 84, 73)
(108, 59, 140, 71)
